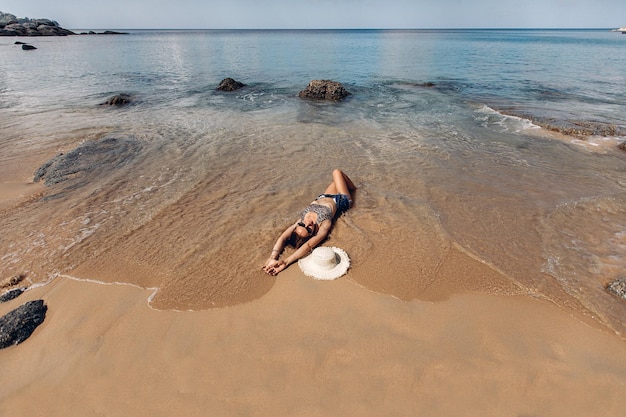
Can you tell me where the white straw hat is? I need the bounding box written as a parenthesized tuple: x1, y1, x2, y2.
(298, 246, 350, 280)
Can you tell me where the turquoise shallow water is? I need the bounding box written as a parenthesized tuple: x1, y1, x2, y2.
(1, 29, 625, 333)
(3, 29, 626, 119)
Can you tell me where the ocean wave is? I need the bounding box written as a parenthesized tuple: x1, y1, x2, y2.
(474, 105, 540, 133)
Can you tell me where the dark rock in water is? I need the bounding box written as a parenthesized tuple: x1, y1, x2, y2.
(607, 277, 626, 300)
(14, 40, 27, 44)
(79, 30, 129, 35)
(216, 78, 246, 92)
(412, 82, 436, 88)
(101, 30, 129, 35)
(102, 93, 133, 106)
(298, 80, 351, 101)
(0, 288, 24, 303)
(21, 44, 36, 50)
(33, 137, 142, 186)
(0, 300, 47, 349)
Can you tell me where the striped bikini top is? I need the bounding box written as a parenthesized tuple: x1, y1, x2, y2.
(300, 203, 333, 225)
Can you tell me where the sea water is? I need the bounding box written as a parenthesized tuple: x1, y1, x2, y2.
(1, 29, 625, 333)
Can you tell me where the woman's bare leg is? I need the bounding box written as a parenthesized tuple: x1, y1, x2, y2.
(324, 169, 356, 198)
(339, 169, 357, 192)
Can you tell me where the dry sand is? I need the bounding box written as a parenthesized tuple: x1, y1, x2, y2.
(1, 267, 626, 417)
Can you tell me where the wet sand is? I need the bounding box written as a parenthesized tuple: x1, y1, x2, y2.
(1, 270, 625, 416)
(0, 182, 44, 207)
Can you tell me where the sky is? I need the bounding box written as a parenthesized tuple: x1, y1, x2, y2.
(2, 0, 625, 29)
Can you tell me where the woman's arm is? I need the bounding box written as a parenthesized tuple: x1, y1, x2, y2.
(263, 224, 296, 271)
(266, 221, 332, 276)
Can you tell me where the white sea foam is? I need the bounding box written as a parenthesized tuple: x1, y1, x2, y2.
(474, 105, 540, 134)
(569, 135, 625, 153)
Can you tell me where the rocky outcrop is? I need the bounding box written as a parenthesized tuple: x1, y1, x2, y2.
(0, 300, 47, 349)
(619, 141, 626, 152)
(0, 13, 75, 36)
(546, 121, 622, 139)
(217, 78, 246, 92)
(0, 12, 125, 36)
(299, 80, 351, 101)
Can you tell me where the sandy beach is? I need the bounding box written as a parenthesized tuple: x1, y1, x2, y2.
(2, 267, 626, 416)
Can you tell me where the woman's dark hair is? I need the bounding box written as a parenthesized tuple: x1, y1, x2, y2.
(288, 231, 306, 249)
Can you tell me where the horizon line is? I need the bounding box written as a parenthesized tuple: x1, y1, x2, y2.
(69, 27, 619, 31)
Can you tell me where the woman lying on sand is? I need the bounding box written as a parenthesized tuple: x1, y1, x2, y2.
(263, 169, 356, 276)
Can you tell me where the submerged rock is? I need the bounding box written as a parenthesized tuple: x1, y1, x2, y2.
(216, 78, 246, 92)
(0, 300, 47, 349)
(497, 109, 625, 140)
(607, 277, 626, 300)
(0, 273, 26, 289)
(618, 141, 626, 152)
(33, 137, 142, 186)
(299, 80, 351, 101)
(409, 81, 436, 88)
(21, 43, 36, 50)
(551, 121, 622, 139)
(102, 93, 133, 106)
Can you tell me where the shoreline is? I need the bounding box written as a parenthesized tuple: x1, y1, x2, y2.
(2, 272, 625, 416)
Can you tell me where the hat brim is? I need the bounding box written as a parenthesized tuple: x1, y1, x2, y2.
(298, 246, 350, 280)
